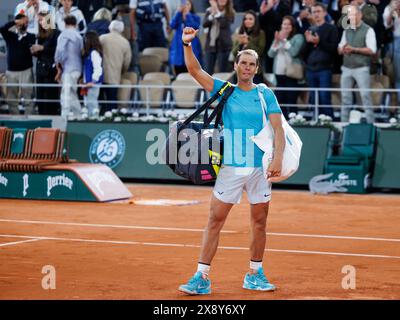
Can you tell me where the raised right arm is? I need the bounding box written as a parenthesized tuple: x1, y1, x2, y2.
(183, 27, 214, 92)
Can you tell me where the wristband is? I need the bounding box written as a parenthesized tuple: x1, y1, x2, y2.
(183, 41, 191, 47)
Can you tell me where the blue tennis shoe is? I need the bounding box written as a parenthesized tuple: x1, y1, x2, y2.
(243, 267, 276, 291)
(179, 271, 211, 295)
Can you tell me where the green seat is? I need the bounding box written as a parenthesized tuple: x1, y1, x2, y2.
(324, 124, 377, 193)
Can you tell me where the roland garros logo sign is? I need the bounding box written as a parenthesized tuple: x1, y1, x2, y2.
(89, 130, 126, 169)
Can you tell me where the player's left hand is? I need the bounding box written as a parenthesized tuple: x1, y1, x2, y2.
(267, 158, 282, 182)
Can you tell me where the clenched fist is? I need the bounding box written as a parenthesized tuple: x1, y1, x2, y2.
(182, 27, 199, 44)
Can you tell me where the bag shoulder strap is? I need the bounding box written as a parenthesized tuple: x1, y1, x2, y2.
(256, 84, 268, 126)
(209, 84, 235, 128)
(182, 81, 233, 127)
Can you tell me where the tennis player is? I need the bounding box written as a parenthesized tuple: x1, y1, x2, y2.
(178, 27, 285, 295)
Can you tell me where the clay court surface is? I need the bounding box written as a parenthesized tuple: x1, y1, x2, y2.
(0, 184, 399, 300)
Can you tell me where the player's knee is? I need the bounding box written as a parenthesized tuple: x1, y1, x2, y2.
(251, 215, 267, 231)
(207, 209, 226, 231)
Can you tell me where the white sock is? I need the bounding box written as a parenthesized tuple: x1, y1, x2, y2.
(197, 263, 210, 276)
(250, 260, 262, 272)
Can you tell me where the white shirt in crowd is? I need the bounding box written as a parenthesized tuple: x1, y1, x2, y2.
(383, 5, 400, 37)
(55, 5, 87, 35)
(90, 50, 103, 83)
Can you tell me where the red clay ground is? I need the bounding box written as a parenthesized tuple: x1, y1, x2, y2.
(0, 184, 399, 300)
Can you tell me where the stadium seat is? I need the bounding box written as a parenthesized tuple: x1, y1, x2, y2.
(324, 123, 377, 193)
(142, 47, 170, 73)
(0, 127, 12, 160)
(138, 79, 165, 108)
(143, 72, 171, 85)
(142, 47, 169, 65)
(0, 128, 29, 171)
(212, 72, 235, 82)
(139, 54, 163, 76)
(176, 72, 194, 81)
(122, 71, 138, 85)
(171, 79, 203, 108)
(117, 78, 133, 108)
(1, 128, 69, 172)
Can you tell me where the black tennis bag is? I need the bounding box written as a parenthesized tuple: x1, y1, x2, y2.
(164, 82, 235, 184)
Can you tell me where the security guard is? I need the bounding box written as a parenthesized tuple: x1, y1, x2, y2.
(129, 0, 170, 51)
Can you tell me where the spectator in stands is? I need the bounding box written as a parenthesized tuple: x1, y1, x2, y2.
(166, 0, 183, 19)
(0, 13, 36, 115)
(203, 0, 235, 74)
(75, 0, 105, 23)
(129, 0, 170, 51)
(268, 16, 305, 117)
(31, 10, 61, 115)
(54, 15, 83, 118)
(304, 2, 339, 117)
(56, 0, 87, 35)
(323, 0, 342, 23)
(368, 0, 390, 49)
(259, 0, 292, 73)
(338, 4, 376, 123)
(294, 0, 334, 33)
(233, 0, 260, 12)
(337, 0, 378, 28)
(82, 31, 103, 118)
(14, 0, 55, 35)
(383, 0, 400, 106)
(99, 20, 131, 113)
(112, 2, 139, 73)
(169, 0, 202, 75)
(87, 7, 112, 36)
(231, 10, 266, 83)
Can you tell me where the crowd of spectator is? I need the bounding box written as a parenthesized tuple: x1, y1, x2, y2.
(0, 0, 399, 123)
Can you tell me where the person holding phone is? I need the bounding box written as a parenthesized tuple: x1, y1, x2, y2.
(202, 0, 235, 74)
(169, 0, 203, 75)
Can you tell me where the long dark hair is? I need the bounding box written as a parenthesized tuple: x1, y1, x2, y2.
(83, 30, 102, 57)
(238, 10, 260, 37)
(38, 11, 55, 39)
(186, 0, 196, 14)
(282, 15, 297, 39)
(218, 0, 235, 20)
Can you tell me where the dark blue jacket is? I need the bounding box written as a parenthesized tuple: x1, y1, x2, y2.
(87, 19, 110, 37)
(169, 12, 202, 67)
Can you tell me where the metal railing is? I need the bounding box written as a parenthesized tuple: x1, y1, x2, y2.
(0, 82, 399, 121)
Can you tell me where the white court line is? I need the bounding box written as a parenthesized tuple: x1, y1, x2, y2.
(0, 234, 399, 260)
(0, 218, 235, 234)
(0, 218, 400, 243)
(0, 238, 40, 248)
